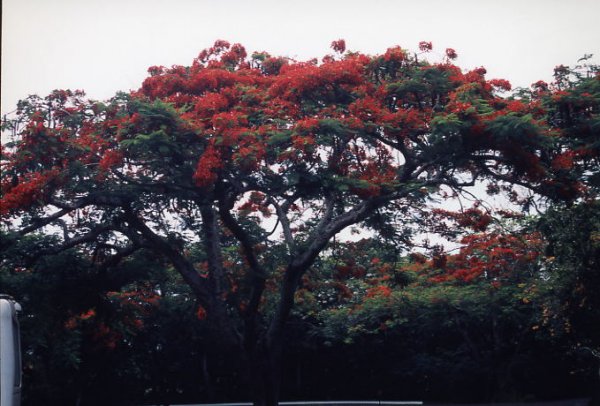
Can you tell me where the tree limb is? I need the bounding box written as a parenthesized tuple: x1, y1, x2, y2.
(123, 209, 212, 305)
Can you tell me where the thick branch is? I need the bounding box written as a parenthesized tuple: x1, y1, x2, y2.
(269, 198, 295, 253)
(218, 196, 268, 351)
(313, 194, 336, 239)
(197, 203, 243, 347)
(10, 193, 138, 237)
(18, 207, 74, 235)
(266, 194, 395, 345)
(199, 204, 228, 298)
(98, 243, 141, 271)
(50, 193, 132, 210)
(479, 166, 546, 196)
(218, 198, 267, 280)
(112, 170, 198, 194)
(123, 210, 212, 305)
(35, 223, 117, 256)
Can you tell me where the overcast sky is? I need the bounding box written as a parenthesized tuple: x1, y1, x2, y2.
(2, 0, 600, 116)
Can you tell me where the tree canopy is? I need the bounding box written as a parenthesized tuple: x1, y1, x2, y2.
(1, 40, 599, 405)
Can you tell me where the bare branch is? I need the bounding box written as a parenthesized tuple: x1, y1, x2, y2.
(218, 198, 267, 280)
(98, 242, 142, 271)
(269, 197, 295, 253)
(123, 209, 212, 304)
(35, 223, 117, 256)
(18, 207, 74, 235)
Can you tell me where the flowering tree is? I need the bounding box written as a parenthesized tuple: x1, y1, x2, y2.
(1, 40, 597, 404)
(316, 227, 547, 400)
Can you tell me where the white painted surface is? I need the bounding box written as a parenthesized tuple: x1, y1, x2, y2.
(0, 297, 21, 406)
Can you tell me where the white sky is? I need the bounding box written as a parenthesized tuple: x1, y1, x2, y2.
(2, 0, 600, 115)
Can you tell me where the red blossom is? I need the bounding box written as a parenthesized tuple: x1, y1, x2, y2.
(322, 54, 336, 64)
(552, 151, 576, 170)
(193, 145, 223, 187)
(505, 100, 527, 113)
(418, 41, 433, 52)
(92, 323, 122, 350)
(261, 56, 288, 75)
(79, 309, 96, 320)
(147, 65, 165, 76)
(425, 232, 544, 284)
(383, 46, 406, 63)
(349, 97, 384, 121)
(220, 43, 247, 67)
(366, 285, 392, 298)
(194, 92, 230, 116)
(331, 39, 346, 54)
(489, 78, 512, 92)
(532, 80, 549, 91)
(434, 207, 493, 232)
(294, 117, 320, 133)
(198, 40, 231, 63)
(449, 101, 475, 116)
(445, 48, 458, 59)
(196, 305, 207, 320)
(98, 150, 124, 172)
(270, 59, 364, 102)
(1, 169, 59, 215)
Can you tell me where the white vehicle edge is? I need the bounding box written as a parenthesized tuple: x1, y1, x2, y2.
(0, 295, 22, 406)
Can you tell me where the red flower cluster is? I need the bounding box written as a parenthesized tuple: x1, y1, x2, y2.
(98, 149, 124, 172)
(427, 232, 543, 283)
(193, 145, 223, 187)
(1, 169, 59, 215)
(331, 39, 346, 54)
(433, 207, 493, 232)
(418, 41, 433, 52)
(196, 306, 207, 320)
(383, 46, 406, 63)
(365, 285, 393, 298)
(270, 58, 364, 102)
(552, 151, 576, 170)
(198, 39, 233, 63)
(488, 78, 512, 92)
(445, 48, 457, 59)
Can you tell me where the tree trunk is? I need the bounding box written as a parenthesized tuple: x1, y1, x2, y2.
(247, 338, 283, 406)
(202, 352, 216, 402)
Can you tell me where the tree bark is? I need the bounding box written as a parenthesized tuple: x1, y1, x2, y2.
(202, 352, 216, 401)
(246, 338, 283, 406)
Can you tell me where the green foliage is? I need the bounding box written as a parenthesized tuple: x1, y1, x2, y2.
(537, 201, 600, 352)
